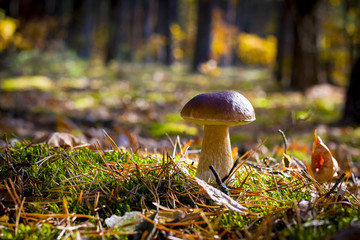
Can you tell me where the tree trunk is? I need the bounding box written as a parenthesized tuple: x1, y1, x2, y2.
(105, 0, 123, 64)
(156, 0, 177, 65)
(142, 0, 155, 62)
(274, 0, 293, 84)
(343, 57, 360, 124)
(68, 0, 95, 59)
(192, 0, 213, 72)
(218, 0, 236, 67)
(289, 0, 319, 91)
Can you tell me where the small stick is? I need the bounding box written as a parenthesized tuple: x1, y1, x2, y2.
(324, 173, 346, 198)
(209, 165, 230, 196)
(209, 165, 222, 186)
(278, 129, 288, 154)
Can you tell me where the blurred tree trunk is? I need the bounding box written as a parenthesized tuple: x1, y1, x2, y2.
(68, 0, 95, 59)
(232, 0, 242, 65)
(219, 0, 236, 66)
(343, 57, 360, 124)
(274, 0, 293, 84)
(125, 0, 136, 61)
(192, 0, 213, 72)
(142, 0, 155, 62)
(342, 0, 360, 124)
(156, 0, 178, 65)
(105, 0, 138, 63)
(143, 0, 153, 40)
(236, 0, 274, 37)
(105, 0, 123, 64)
(289, 0, 319, 91)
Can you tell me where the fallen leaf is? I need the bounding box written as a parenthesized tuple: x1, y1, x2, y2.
(195, 178, 248, 214)
(232, 147, 238, 160)
(105, 211, 142, 230)
(46, 132, 89, 149)
(311, 131, 339, 183)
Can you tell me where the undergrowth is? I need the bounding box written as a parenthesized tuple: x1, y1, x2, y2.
(0, 142, 359, 239)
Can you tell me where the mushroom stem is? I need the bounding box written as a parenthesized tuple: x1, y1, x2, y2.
(196, 125, 233, 181)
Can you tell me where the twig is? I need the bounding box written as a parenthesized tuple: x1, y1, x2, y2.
(278, 129, 288, 154)
(209, 165, 230, 196)
(324, 173, 346, 198)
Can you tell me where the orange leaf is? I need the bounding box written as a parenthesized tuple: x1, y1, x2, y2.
(310, 131, 339, 183)
(232, 147, 238, 160)
(177, 139, 194, 157)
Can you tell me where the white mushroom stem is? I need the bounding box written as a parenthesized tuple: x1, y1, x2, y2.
(196, 125, 233, 182)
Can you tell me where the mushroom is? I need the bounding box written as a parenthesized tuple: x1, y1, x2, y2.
(181, 90, 255, 181)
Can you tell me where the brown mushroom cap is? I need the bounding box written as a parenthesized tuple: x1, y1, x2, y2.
(181, 90, 255, 126)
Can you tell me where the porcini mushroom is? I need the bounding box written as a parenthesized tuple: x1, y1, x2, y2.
(181, 90, 255, 181)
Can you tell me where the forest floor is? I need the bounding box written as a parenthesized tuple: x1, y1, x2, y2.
(0, 51, 360, 239)
(1, 54, 358, 158)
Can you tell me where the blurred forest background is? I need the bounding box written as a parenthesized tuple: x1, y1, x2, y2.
(1, 0, 360, 153)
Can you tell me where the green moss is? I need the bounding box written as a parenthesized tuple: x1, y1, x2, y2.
(1, 224, 59, 240)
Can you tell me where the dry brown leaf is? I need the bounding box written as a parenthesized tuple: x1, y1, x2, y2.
(195, 178, 248, 214)
(310, 131, 339, 183)
(46, 132, 89, 149)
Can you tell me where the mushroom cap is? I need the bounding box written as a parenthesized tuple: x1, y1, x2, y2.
(181, 90, 255, 126)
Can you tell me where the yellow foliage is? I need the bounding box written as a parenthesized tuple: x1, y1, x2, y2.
(170, 24, 186, 42)
(0, 16, 18, 51)
(210, 8, 238, 61)
(237, 33, 277, 65)
(170, 24, 186, 60)
(147, 34, 167, 56)
(173, 47, 184, 59)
